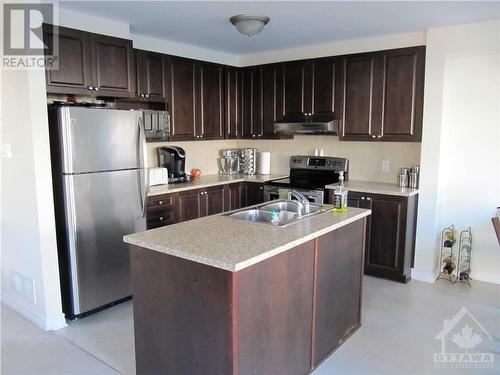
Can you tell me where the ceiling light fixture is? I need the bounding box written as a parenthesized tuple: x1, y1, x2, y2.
(229, 14, 270, 36)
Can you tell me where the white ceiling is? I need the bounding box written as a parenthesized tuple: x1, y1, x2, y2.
(59, 1, 500, 54)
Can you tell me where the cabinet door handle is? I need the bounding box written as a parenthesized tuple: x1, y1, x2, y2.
(145, 94, 149, 98)
(377, 135, 382, 139)
(259, 186, 263, 190)
(87, 86, 94, 90)
(94, 87, 99, 91)
(361, 197, 365, 200)
(158, 201, 163, 205)
(366, 197, 372, 201)
(371, 135, 376, 139)
(159, 216, 165, 221)
(258, 134, 262, 137)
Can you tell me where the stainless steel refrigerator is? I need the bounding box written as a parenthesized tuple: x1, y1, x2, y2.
(49, 106, 148, 319)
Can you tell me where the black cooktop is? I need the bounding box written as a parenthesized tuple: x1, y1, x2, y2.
(266, 171, 342, 190)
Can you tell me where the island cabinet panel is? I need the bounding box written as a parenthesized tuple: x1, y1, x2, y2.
(235, 240, 315, 375)
(244, 182, 265, 207)
(313, 219, 365, 366)
(130, 247, 232, 375)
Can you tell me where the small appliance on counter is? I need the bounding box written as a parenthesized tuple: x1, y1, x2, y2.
(264, 155, 349, 204)
(157, 146, 188, 183)
(219, 149, 240, 175)
(148, 167, 169, 186)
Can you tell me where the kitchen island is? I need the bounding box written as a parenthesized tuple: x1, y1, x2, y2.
(124, 206, 371, 375)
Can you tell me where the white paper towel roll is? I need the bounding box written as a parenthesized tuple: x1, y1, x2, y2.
(257, 151, 271, 175)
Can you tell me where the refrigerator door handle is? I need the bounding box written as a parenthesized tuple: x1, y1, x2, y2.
(137, 115, 149, 218)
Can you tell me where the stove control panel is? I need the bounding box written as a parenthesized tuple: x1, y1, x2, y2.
(290, 155, 349, 172)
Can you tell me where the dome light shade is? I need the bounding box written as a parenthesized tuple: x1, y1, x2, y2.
(229, 15, 270, 36)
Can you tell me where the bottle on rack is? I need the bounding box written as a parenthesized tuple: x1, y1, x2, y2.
(333, 171, 348, 213)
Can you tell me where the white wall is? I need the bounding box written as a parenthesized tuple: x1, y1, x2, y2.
(413, 20, 500, 284)
(1, 67, 66, 330)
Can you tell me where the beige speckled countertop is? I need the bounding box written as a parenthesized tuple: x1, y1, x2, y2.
(148, 173, 287, 196)
(124, 206, 371, 272)
(325, 180, 419, 197)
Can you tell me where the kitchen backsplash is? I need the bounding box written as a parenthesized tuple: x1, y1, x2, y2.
(147, 136, 421, 184)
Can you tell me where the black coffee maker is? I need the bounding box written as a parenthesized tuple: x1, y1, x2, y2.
(157, 146, 187, 183)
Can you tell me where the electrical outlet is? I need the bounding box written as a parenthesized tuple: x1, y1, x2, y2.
(1, 143, 12, 158)
(382, 160, 390, 172)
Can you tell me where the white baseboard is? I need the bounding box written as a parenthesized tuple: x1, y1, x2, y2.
(412, 268, 438, 283)
(1, 293, 67, 331)
(470, 272, 500, 285)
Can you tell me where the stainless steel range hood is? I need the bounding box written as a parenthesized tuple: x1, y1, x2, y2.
(274, 118, 338, 135)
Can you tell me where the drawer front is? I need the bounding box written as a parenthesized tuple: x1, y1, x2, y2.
(147, 208, 176, 228)
(147, 193, 174, 209)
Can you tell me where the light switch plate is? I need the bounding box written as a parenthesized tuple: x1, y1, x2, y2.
(382, 160, 390, 172)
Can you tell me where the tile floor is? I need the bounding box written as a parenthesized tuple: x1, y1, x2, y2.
(2, 276, 499, 374)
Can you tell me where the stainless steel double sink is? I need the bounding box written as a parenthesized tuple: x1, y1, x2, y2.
(225, 200, 330, 227)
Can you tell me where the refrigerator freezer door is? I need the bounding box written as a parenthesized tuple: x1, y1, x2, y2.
(63, 169, 146, 315)
(58, 107, 143, 174)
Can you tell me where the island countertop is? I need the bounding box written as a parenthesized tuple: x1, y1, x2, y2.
(124, 206, 371, 272)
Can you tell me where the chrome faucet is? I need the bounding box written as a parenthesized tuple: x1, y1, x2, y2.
(288, 190, 311, 216)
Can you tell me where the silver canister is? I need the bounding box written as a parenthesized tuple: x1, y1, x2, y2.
(398, 168, 409, 187)
(240, 148, 257, 175)
(409, 166, 420, 188)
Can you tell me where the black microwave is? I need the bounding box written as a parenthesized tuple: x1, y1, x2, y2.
(142, 110, 170, 142)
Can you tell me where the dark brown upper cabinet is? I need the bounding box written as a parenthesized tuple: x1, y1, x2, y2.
(282, 60, 311, 121)
(197, 62, 224, 140)
(91, 34, 133, 96)
(259, 64, 285, 138)
(167, 56, 197, 140)
(281, 58, 341, 123)
(379, 47, 425, 142)
(44, 24, 134, 97)
(44, 25, 92, 95)
(168, 58, 224, 141)
(340, 46, 425, 142)
(135, 49, 166, 100)
(225, 67, 242, 139)
(340, 53, 383, 141)
(241, 67, 261, 138)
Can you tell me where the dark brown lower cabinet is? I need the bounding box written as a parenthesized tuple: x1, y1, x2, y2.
(146, 182, 260, 229)
(202, 185, 226, 216)
(225, 183, 244, 211)
(244, 182, 264, 206)
(340, 190, 418, 283)
(130, 218, 366, 375)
